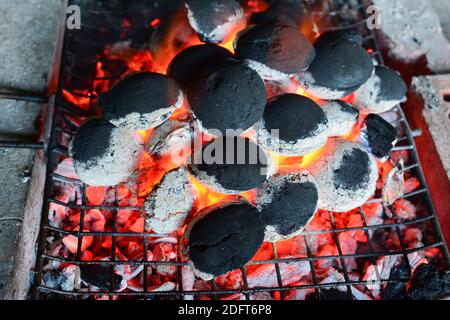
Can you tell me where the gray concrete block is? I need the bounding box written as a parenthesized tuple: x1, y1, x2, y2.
(0, 149, 35, 220)
(0, 0, 64, 92)
(374, 0, 450, 73)
(0, 100, 42, 137)
(429, 0, 450, 41)
(0, 0, 63, 299)
(411, 75, 450, 179)
(0, 221, 21, 298)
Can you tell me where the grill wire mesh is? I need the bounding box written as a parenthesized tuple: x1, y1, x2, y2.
(32, 0, 450, 300)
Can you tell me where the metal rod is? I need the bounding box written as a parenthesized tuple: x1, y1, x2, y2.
(0, 90, 48, 104)
(0, 141, 44, 149)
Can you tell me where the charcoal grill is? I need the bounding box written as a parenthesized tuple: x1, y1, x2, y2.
(1, 0, 446, 300)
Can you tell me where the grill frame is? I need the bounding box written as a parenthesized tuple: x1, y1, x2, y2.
(28, 0, 450, 300)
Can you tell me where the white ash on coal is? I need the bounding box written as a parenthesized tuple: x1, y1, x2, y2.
(98, 72, 184, 130)
(382, 160, 405, 205)
(301, 37, 374, 99)
(69, 119, 143, 186)
(147, 119, 194, 159)
(185, 0, 246, 44)
(255, 94, 329, 156)
(235, 23, 315, 81)
(188, 136, 271, 193)
(187, 60, 266, 135)
(256, 171, 319, 242)
(183, 202, 265, 280)
(357, 114, 398, 160)
(322, 100, 359, 137)
(167, 44, 232, 89)
(353, 66, 407, 114)
(42, 265, 78, 292)
(144, 167, 195, 234)
(306, 139, 378, 212)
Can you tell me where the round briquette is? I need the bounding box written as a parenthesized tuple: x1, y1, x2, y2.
(235, 23, 316, 80)
(302, 38, 374, 99)
(257, 171, 319, 242)
(306, 139, 378, 212)
(188, 136, 270, 193)
(69, 119, 143, 186)
(184, 202, 265, 280)
(167, 44, 232, 88)
(255, 94, 329, 156)
(185, 0, 246, 44)
(187, 61, 266, 135)
(353, 66, 407, 114)
(98, 72, 184, 130)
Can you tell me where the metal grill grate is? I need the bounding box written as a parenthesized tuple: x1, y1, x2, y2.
(29, 0, 450, 300)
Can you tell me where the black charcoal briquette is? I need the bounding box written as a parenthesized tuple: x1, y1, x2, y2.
(353, 66, 407, 114)
(185, 202, 265, 280)
(188, 136, 270, 193)
(69, 119, 143, 186)
(235, 23, 315, 80)
(302, 38, 374, 99)
(98, 72, 183, 130)
(167, 44, 232, 88)
(185, 0, 246, 43)
(187, 60, 266, 135)
(257, 171, 319, 241)
(255, 94, 329, 156)
(306, 139, 378, 212)
(358, 114, 398, 159)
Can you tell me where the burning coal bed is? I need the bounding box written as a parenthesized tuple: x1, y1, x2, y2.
(44, 0, 450, 300)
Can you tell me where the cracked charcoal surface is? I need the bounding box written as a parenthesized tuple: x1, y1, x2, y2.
(385, 263, 450, 300)
(235, 23, 315, 76)
(304, 37, 374, 99)
(185, 0, 246, 43)
(307, 139, 378, 212)
(187, 60, 266, 134)
(360, 114, 398, 159)
(409, 263, 450, 300)
(69, 119, 143, 186)
(144, 167, 194, 234)
(256, 94, 328, 156)
(306, 288, 354, 300)
(167, 44, 232, 88)
(257, 172, 318, 241)
(354, 66, 407, 114)
(189, 136, 269, 192)
(322, 100, 359, 137)
(187, 203, 265, 279)
(80, 264, 123, 291)
(98, 72, 182, 130)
